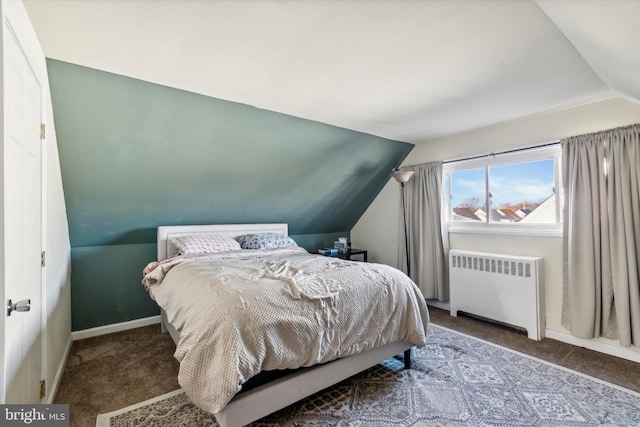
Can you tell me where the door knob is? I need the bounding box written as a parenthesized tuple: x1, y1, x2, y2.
(7, 299, 31, 316)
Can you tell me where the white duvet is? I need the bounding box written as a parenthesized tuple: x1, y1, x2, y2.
(143, 247, 429, 414)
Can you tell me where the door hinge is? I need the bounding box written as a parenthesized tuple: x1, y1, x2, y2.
(40, 123, 46, 140)
(41, 251, 46, 268)
(40, 380, 46, 399)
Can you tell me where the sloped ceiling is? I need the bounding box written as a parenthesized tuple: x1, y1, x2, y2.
(23, 0, 639, 144)
(536, 0, 640, 102)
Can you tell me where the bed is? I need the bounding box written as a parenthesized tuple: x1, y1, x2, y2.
(143, 223, 430, 427)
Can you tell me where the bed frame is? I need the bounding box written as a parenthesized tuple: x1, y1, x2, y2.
(156, 223, 413, 427)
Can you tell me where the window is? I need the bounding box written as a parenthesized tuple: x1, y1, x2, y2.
(443, 144, 561, 235)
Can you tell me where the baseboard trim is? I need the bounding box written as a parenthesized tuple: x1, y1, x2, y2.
(545, 329, 640, 364)
(72, 315, 161, 341)
(47, 335, 72, 404)
(70, 313, 639, 364)
(426, 299, 450, 311)
(428, 301, 639, 364)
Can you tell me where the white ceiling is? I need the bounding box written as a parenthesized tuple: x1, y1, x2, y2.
(22, 0, 640, 144)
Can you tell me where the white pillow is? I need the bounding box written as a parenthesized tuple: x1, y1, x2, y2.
(171, 234, 241, 255)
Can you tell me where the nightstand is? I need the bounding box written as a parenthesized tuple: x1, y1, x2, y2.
(320, 249, 368, 262)
(339, 249, 367, 262)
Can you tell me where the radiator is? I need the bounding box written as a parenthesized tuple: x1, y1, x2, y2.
(449, 250, 545, 340)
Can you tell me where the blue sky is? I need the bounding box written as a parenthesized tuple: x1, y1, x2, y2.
(449, 159, 555, 208)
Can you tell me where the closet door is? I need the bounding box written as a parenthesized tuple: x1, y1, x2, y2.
(3, 16, 44, 403)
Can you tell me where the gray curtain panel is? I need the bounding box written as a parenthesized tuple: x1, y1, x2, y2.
(397, 162, 449, 300)
(561, 123, 640, 347)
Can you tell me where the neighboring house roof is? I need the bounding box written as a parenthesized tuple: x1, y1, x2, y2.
(453, 207, 482, 221)
(519, 194, 556, 223)
(491, 208, 522, 222)
(453, 201, 555, 223)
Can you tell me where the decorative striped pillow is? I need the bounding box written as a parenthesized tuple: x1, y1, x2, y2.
(171, 234, 241, 255)
(236, 233, 298, 250)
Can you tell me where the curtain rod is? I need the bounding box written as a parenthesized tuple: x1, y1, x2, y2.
(442, 141, 560, 164)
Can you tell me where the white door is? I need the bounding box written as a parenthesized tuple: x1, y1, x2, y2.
(3, 20, 44, 403)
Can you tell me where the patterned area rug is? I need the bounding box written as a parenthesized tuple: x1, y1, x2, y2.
(96, 325, 640, 426)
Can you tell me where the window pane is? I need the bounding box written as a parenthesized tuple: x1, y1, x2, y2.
(451, 168, 486, 222)
(488, 159, 555, 223)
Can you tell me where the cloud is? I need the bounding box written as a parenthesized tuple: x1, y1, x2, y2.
(490, 176, 553, 205)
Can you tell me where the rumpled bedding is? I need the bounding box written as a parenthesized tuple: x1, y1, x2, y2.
(142, 247, 430, 414)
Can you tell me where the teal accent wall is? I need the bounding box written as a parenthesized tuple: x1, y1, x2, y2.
(47, 59, 413, 330)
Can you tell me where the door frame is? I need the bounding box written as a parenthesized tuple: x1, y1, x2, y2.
(0, 0, 48, 403)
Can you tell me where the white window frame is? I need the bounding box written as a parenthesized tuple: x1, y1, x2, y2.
(444, 144, 562, 237)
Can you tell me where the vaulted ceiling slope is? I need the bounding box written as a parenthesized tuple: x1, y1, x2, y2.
(23, 0, 640, 144)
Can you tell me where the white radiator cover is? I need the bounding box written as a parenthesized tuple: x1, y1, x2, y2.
(449, 250, 545, 340)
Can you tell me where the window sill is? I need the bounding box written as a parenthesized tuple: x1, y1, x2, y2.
(447, 222, 562, 237)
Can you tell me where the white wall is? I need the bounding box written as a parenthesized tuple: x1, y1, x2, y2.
(43, 84, 72, 402)
(353, 96, 640, 359)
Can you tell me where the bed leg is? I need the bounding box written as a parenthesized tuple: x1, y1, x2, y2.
(404, 348, 412, 369)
